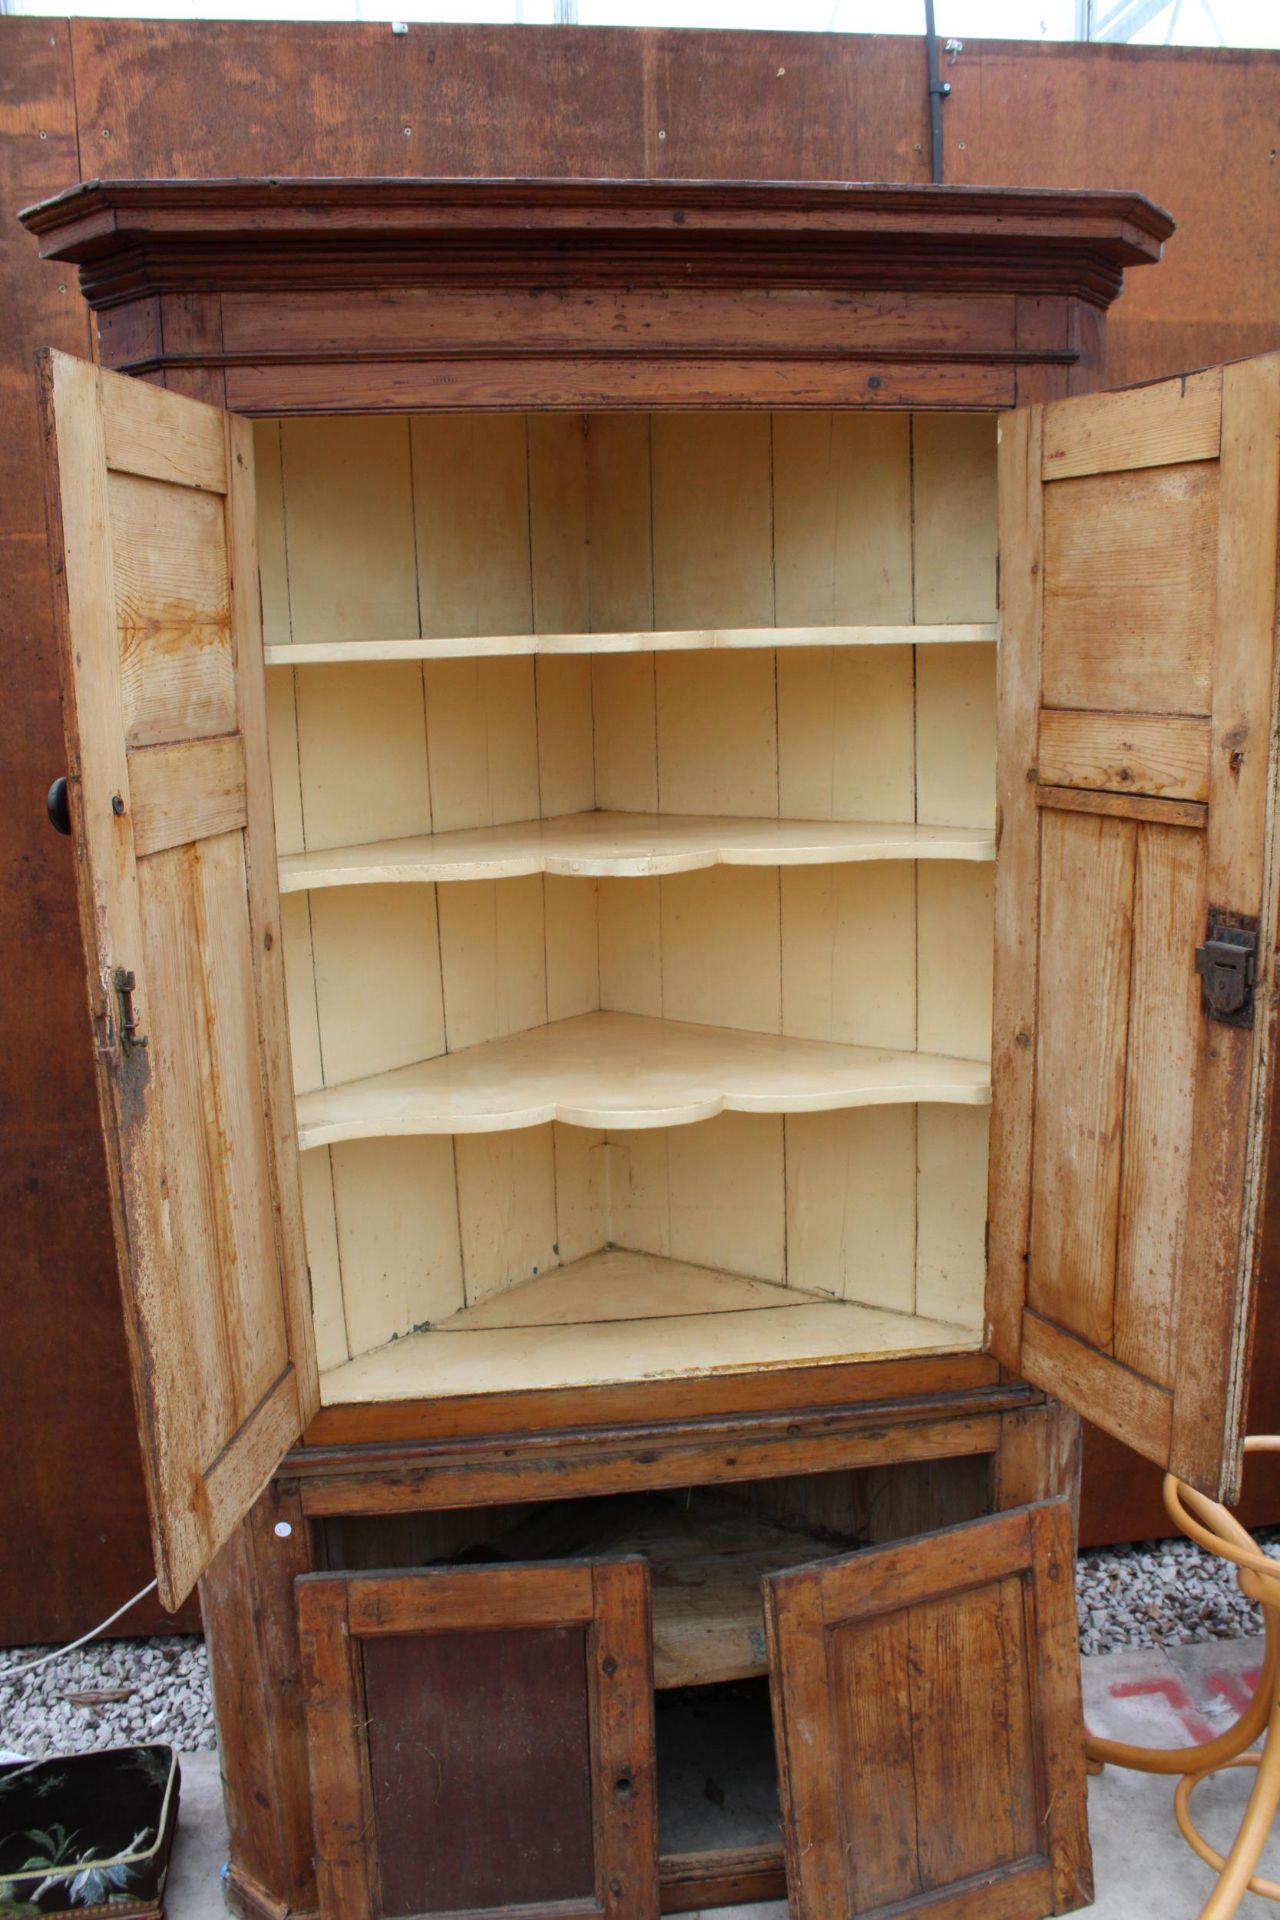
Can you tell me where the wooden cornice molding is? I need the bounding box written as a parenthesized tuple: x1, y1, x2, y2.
(20, 176, 1174, 309)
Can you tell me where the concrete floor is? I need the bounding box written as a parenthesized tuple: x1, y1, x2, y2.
(167, 1635, 1280, 1919)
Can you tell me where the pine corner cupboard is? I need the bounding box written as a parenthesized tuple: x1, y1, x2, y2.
(22, 175, 1280, 1920)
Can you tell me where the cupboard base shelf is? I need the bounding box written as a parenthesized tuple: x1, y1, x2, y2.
(318, 1248, 981, 1405)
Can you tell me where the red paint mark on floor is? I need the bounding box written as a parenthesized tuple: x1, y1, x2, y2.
(1109, 1676, 1216, 1744)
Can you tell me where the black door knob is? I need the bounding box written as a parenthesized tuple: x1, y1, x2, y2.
(47, 776, 71, 836)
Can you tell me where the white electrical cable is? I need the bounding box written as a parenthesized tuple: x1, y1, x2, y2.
(0, 1579, 159, 1680)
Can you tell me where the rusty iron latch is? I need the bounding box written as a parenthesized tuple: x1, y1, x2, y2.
(113, 966, 147, 1048)
(1195, 918, 1259, 1028)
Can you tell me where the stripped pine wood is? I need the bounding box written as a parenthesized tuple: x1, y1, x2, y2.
(1041, 365, 1221, 480)
(1037, 708, 1211, 803)
(111, 476, 235, 748)
(1026, 811, 1135, 1352)
(294, 1011, 992, 1149)
(765, 1501, 1090, 1920)
(298, 1558, 657, 1920)
(1114, 825, 1205, 1386)
(277, 813, 994, 890)
(990, 353, 1280, 1500)
(128, 735, 246, 857)
(39, 352, 315, 1609)
(1043, 463, 1218, 716)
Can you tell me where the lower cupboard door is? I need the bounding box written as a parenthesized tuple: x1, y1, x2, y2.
(764, 1499, 1091, 1920)
(296, 1556, 659, 1920)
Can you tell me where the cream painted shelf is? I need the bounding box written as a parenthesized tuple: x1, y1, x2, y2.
(279, 811, 995, 892)
(295, 1009, 991, 1148)
(319, 1247, 980, 1406)
(264, 622, 997, 666)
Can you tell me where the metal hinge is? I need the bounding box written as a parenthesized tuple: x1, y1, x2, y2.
(1195, 916, 1259, 1028)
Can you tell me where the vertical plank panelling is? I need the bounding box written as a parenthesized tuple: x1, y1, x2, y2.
(597, 875, 662, 1017)
(581, 414, 655, 629)
(455, 1128, 560, 1306)
(281, 417, 419, 642)
(781, 866, 916, 1049)
(659, 868, 782, 1033)
(1027, 810, 1136, 1350)
(438, 875, 548, 1052)
(912, 414, 999, 624)
(300, 1149, 349, 1370)
(651, 414, 773, 629)
(411, 415, 532, 637)
(916, 865, 995, 1062)
(656, 651, 779, 816)
(916, 1107, 990, 1330)
(915, 645, 998, 830)
(259, 407, 999, 1361)
(544, 874, 600, 1022)
(552, 1124, 610, 1266)
(424, 658, 541, 833)
(310, 884, 446, 1084)
(537, 657, 596, 816)
(529, 414, 590, 632)
(1114, 825, 1205, 1386)
(592, 653, 659, 811)
(296, 664, 433, 851)
(331, 1137, 464, 1355)
(773, 413, 913, 625)
(785, 1109, 917, 1312)
(777, 647, 916, 824)
(280, 893, 323, 1094)
(607, 1114, 786, 1283)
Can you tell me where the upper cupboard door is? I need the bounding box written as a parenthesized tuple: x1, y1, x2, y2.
(39, 351, 317, 1610)
(988, 355, 1280, 1500)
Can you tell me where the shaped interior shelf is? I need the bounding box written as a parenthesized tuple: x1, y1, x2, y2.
(279, 811, 995, 892)
(295, 1010, 991, 1148)
(318, 1247, 980, 1408)
(263, 622, 997, 666)
(483, 1484, 859, 1690)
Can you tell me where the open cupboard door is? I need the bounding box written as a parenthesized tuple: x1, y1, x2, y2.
(988, 354, 1280, 1501)
(765, 1500, 1090, 1920)
(296, 1557, 659, 1920)
(38, 351, 317, 1611)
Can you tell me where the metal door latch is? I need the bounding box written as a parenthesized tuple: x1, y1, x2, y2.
(1195, 919, 1259, 1027)
(114, 966, 147, 1047)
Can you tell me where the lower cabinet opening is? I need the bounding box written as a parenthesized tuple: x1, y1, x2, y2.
(314, 1461, 993, 1913)
(656, 1679, 786, 1912)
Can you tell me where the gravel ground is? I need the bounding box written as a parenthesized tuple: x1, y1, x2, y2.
(1076, 1528, 1280, 1657)
(2, 1532, 1277, 1757)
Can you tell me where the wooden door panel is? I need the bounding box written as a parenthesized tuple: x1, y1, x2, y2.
(765, 1500, 1089, 1920)
(297, 1557, 659, 1920)
(39, 350, 316, 1610)
(990, 355, 1280, 1499)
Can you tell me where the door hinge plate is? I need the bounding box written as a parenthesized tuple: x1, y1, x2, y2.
(1195, 915, 1259, 1028)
